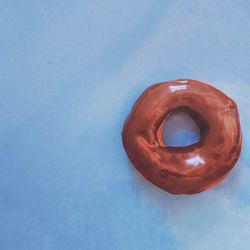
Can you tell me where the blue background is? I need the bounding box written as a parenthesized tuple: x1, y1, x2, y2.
(1, 1, 250, 249)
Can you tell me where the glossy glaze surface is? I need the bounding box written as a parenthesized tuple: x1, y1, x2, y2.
(122, 79, 242, 194)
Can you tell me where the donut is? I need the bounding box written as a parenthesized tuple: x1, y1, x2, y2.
(122, 79, 242, 194)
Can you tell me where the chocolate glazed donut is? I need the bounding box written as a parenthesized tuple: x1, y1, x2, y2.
(122, 79, 242, 194)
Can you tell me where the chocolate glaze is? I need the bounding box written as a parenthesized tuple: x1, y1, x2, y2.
(122, 79, 242, 194)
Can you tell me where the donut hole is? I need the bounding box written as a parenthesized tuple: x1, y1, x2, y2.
(161, 109, 201, 147)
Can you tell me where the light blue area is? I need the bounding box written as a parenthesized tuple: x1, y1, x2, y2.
(162, 111, 201, 147)
(1, 1, 250, 249)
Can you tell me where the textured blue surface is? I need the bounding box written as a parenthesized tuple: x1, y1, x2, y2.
(1, 1, 250, 249)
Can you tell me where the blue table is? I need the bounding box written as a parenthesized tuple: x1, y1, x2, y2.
(1, 1, 250, 249)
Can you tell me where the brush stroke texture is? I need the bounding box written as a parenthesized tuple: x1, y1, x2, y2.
(0, 1, 250, 249)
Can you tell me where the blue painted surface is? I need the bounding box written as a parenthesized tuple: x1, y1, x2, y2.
(162, 111, 201, 147)
(1, 1, 250, 249)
